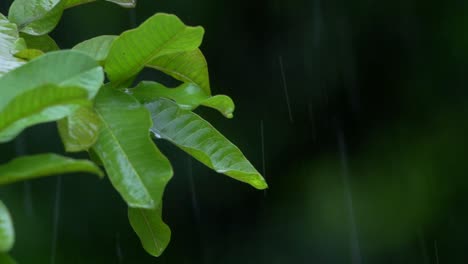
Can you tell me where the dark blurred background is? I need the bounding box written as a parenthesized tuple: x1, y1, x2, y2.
(2, 0, 468, 263)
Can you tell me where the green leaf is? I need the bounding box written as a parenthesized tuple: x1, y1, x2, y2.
(0, 154, 103, 185)
(147, 49, 211, 94)
(0, 84, 90, 142)
(106, 13, 204, 82)
(21, 33, 59, 52)
(92, 86, 173, 209)
(131, 81, 235, 118)
(128, 205, 170, 257)
(0, 14, 26, 76)
(0, 201, 14, 252)
(105, 0, 136, 8)
(58, 106, 101, 152)
(8, 0, 65, 35)
(14, 48, 44, 60)
(0, 253, 16, 264)
(64, 0, 136, 9)
(73, 35, 117, 64)
(0, 50, 104, 142)
(145, 98, 267, 189)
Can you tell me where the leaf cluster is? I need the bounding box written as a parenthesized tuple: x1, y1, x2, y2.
(0, 0, 267, 259)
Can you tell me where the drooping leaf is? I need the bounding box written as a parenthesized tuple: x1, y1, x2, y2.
(72, 35, 117, 64)
(58, 106, 101, 152)
(64, 0, 136, 9)
(128, 205, 170, 257)
(0, 253, 16, 264)
(0, 50, 104, 142)
(145, 98, 267, 189)
(20, 33, 59, 52)
(0, 201, 14, 252)
(92, 86, 173, 209)
(0, 154, 103, 185)
(106, 13, 204, 82)
(8, 0, 65, 35)
(0, 84, 90, 142)
(14, 48, 44, 60)
(131, 81, 234, 118)
(147, 49, 211, 94)
(0, 14, 26, 77)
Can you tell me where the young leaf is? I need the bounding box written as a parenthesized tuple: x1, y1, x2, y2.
(58, 106, 101, 152)
(92, 86, 173, 209)
(131, 81, 234, 118)
(147, 49, 211, 95)
(8, 0, 65, 35)
(20, 33, 59, 52)
(128, 205, 170, 257)
(144, 98, 268, 189)
(0, 253, 16, 264)
(0, 14, 26, 76)
(0, 50, 104, 106)
(0, 154, 103, 185)
(106, 13, 204, 82)
(72, 35, 117, 64)
(0, 84, 90, 142)
(0, 51, 104, 142)
(0, 201, 14, 252)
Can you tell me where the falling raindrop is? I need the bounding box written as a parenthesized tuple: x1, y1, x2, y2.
(337, 128, 362, 264)
(434, 240, 440, 264)
(417, 229, 429, 264)
(51, 176, 62, 264)
(116, 232, 123, 263)
(260, 120, 267, 197)
(278, 56, 294, 124)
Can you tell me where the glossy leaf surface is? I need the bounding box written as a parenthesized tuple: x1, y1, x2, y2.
(58, 106, 101, 152)
(147, 49, 210, 94)
(8, 0, 64, 35)
(106, 13, 204, 82)
(128, 205, 170, 257)
(0, 14, 26, 77)
(0, 154, 103, 185)
(0, 51, 104, 142)
(92, 86, 173, 209)
(0, 84, 89, 142)
(132, 81, 234, 118)
(73, 35, 117, 63)
(14, 49, 44, 60)
(145, 98, 267, 189)
(0, 201, 14, 252)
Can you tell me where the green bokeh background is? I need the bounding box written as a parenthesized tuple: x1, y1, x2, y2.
(1, 0, 468, 263)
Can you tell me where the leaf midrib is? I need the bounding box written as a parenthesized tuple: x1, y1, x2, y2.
(95, 108, 153, 207)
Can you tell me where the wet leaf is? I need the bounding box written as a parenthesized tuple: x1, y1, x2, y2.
(131, 81, 234, 118)
(92, 86, 173, 209)
(8, 0, 65, 35)
(58, 106, 101, 152)
(0, 14, 26, 77)
(147, 49, 210, 94)
(0, 154, 103, 185)
(73, 35, 117, 64)
(128, 205, 170, 257)
(0, 50, 104, 142)
(0, 201, 14, 252)
(106, 13, 204, 82)
(145, 98, 267, 189)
